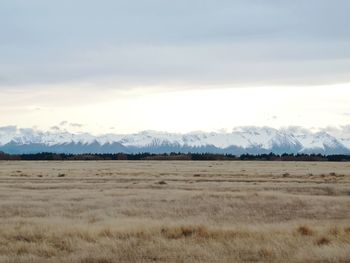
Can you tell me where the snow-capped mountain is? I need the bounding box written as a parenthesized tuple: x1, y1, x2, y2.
(0, 126, 349, 155)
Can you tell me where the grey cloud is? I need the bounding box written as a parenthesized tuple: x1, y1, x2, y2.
(340, 125, 350, 134)
(50, 126, 60, 131)
(0, 125, 17, 133)
(70, 123, 83, 128)
(281, 126, 312, 134)
(18, 128, 37, 134)
(59, 121, 68, 126)
(1, 0, 350, 87)
(58, 122, 83, 128)
(318, 125, 350, 138)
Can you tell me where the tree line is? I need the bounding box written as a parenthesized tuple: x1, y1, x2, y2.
(0, 151, 350, 161)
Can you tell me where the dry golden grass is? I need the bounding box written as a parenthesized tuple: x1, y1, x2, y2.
(0, 161, 349, 262)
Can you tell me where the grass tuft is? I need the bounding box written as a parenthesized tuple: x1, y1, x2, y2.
(315, 237, 331, 246)
(297, 226, 314, 236)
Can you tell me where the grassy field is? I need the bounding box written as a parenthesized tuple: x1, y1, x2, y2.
(0, 161, 349, 263)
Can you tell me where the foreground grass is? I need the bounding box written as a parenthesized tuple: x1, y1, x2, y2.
(0, 161, 349, 262)
(1, 221, 350, 263)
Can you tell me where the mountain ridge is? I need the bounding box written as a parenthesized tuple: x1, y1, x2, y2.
(1, 126, 350, 155)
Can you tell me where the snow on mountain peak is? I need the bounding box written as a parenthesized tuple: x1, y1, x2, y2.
(0, 126, 349, 154)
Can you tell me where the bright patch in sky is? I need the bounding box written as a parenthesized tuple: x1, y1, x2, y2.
(0, 83, 349, 134)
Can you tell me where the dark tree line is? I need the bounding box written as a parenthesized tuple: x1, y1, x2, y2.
(0, 151, 350, 161)
(238, 153, 350, 161)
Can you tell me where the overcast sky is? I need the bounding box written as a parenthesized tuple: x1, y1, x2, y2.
(1, 1, 350, 133)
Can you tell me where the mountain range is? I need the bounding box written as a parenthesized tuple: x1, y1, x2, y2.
(1, 126, 350, 155)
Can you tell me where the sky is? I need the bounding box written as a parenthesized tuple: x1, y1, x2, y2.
(1, 0, 350, 134)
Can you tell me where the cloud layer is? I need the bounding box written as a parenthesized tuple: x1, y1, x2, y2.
(1, 0, 350, 87)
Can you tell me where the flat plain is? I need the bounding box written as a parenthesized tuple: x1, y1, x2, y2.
(0, 161, 349, 263)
